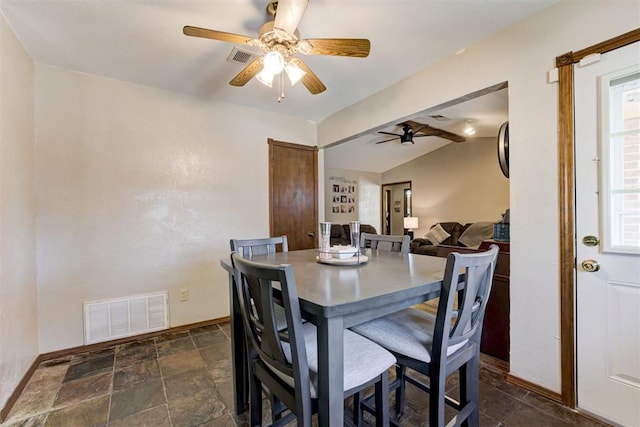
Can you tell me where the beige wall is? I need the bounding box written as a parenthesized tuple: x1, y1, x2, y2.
(383, 137, 509, 237)
(318, 1, 640, 393)
(34, 65, 316, 352)
(0, 14, 38, 410)
(324, 168, 381, 230)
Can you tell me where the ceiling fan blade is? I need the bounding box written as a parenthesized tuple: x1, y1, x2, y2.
(375, 137, 399, 144)
(274, 0, 308, 35)
(378, 131, 402, 137)
(404, 120, 466, 143)
(305, 38, 371, 57)
(289, 57, 326, 94)
(229, 56, 264, 86)
(183, 26, 254, 45)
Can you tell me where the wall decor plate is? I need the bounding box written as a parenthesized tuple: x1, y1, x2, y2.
(497, 121, 509, 178)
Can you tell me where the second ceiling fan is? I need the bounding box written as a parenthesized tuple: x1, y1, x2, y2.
(183, 0, 370, 95)
(376, 120, 466, 145)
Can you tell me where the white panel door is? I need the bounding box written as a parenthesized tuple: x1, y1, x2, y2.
(575, 41, 640, 426)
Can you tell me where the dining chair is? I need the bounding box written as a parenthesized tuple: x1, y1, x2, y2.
(351, 245, 499, 426)
(230, 236, 288, 257)
(360, 233, 410, 254)
(231, 252, 396, 427)
(230, 236, 289, 422)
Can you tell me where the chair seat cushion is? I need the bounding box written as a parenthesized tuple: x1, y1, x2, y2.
(351, 308, 467, 363)
(276, 323, 396, 398)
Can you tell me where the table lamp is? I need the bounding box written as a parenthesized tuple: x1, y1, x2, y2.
(404, 217, 419, 239)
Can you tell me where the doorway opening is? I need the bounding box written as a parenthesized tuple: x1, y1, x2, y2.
(381, 181, 411, 235)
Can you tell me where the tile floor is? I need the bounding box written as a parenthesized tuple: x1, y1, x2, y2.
(1, 322, 608, 426)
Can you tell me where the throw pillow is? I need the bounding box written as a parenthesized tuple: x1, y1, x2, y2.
(458, 221, 494, 248)
(425, 223, 451, 245)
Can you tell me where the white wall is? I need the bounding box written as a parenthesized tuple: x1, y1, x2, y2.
(383, 137, 509, 237)
(0, 13, 38, 411)
(318, 1, 640, 393)
(34, 66, 316, 352)
(325, 167, 381, 230)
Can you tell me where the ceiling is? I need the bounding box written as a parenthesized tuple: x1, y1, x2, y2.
(0, 0, 556, 124)
(324, 86, 509, 173)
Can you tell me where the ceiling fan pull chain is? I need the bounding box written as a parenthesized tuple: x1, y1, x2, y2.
(277, 72, 285, 103)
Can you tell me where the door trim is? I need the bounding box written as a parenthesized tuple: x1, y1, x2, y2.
(556, 27, 640, 408)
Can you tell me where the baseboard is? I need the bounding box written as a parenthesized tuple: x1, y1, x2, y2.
(506, 373, 563, 404)
(0, 316, 230, 422)
(0, 355, 42, 422)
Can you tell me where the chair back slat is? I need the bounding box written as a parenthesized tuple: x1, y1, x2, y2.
(433, 245, 499, 358)
(230, 236, 288, 257)
(230, 252, 312, 404)
(360, 233, 410, 254)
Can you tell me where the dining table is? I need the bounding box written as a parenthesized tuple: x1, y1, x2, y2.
(220, 248, 448, 427)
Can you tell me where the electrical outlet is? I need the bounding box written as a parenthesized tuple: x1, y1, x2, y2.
(180, 288, 189, 302)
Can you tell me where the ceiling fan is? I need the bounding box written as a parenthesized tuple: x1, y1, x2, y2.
(182, 0, 370, 96)
(375, 120, 466, 145)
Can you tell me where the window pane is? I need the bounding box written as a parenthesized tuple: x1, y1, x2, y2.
(607, 71, 640, 251)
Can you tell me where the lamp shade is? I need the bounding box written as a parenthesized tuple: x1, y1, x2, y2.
(404, 217, 419, 229)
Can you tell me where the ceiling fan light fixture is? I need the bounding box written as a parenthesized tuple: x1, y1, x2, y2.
(256, 69, 276, 87)
(463, 121, 476, 135)
(400, 134, 414, 145)
(263, 51, 285, 75)
(285, 60, 306, 86)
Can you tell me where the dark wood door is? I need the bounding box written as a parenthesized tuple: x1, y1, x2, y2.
(269, 139, 318, 250)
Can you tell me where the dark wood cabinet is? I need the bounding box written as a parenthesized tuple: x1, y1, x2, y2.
(435, 240, 510, 361)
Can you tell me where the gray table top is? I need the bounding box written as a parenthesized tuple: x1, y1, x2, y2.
(222, 248, 447, 319)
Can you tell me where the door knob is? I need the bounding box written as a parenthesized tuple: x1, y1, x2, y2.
(308, 231, 316, 238)
(581, 259, 600, 272)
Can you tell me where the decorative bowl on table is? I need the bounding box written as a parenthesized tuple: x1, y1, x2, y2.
(330, 245, 358, 259)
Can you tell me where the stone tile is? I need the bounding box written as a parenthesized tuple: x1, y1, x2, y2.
(0, 413, 47, 427)
(158, 350, 205, 378)
(70, 348, 114, 365)
(53, 372, 112, 408)
(109, 379, 165, 422)
(38, 357, 72, 369)
(114, 340, 157, 368)
(219, 323, 231, 338)
(163, 368, 217, 401)
(63, 353, 114, 383)
(156, 336, 195, 359)
(189, 324, 222, 335)
(477, 383, 519, 422)
(107, 404, 171, 427)
(212, 378, 236, 417)
(516, 391, 608, 426)
(207, 358, 232, 382)
(199, 344, 231, 368)
(5, 368, 64, 423)
(167, 390, 227, 427)
(502, 404, 572, 427)
(197, 413, 238, 426)
(44, 396, 109, 427)
(191, 330, 230, 349)
(155, 331, 190, 344)
(113, 359, 160, 391)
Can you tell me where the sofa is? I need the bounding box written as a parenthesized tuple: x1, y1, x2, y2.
(410, 221, 494, 256)
(410, 221, 510, 362)
(330, 223, 378, 246)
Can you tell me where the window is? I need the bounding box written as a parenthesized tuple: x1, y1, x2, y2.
(602, 68, 640, 253)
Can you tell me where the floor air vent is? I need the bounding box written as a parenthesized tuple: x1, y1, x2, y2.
(83, 291, 168, 344)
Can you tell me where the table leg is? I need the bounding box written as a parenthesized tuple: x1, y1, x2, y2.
(228, 272, 247, 415)
(316, 316, 344, 427)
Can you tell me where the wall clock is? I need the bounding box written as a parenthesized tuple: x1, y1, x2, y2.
(497, 121, 509, 178)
